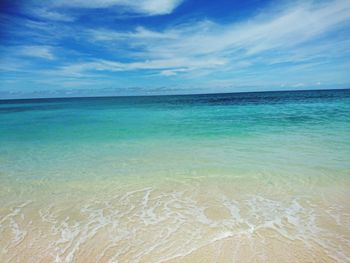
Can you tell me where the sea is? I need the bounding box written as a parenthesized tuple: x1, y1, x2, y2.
(0, 89, 349, 262)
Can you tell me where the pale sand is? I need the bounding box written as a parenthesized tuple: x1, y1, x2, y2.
(1, 176, 349, 262)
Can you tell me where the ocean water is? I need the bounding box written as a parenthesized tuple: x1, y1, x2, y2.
(0, 89, 349, 262)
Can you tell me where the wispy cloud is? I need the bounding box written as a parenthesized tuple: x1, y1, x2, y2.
(41, 0, 184, 16)
(30, 8, 75, 22)
(1, 0, 350, 98)
(19, 45, 55, 60)
(59, 57, 227, 76)
(74, 0, 350, 75)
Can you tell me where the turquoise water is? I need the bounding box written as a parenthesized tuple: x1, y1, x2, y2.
(0, 89, 350, 262)
(1, 89, 349, 181)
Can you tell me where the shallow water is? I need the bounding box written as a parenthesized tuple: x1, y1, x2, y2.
(0, 90, 350, 262)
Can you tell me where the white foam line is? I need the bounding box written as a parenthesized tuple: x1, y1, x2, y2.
(119, 187, 153, 202)
(0, 200, 32, 225)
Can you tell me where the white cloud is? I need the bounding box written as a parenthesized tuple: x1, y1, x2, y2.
(60, 57, 227, 76)
(130, 0, 350, 58)
(292, 82, 306, 87)
(31, 8, 75, 22)
(49, 0, 184, 15)
(19, 46, 55, 60)
(9, 0, 350, 84)
(88, 26, 177, 42)
(160, 69, 188, 76)
(72, 0, 350, 76)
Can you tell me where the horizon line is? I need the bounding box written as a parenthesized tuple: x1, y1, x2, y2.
(1, 87, 349, 102)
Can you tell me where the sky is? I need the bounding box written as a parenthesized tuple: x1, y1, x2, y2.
(0, 0, 350, 98)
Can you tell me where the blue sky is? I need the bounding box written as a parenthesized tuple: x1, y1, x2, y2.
(0, 0, 350, 98)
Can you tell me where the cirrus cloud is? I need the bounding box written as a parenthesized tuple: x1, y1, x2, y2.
(46, 0, 184, 16)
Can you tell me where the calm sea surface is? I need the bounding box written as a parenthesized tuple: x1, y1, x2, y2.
(0, 89, 349, 262)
